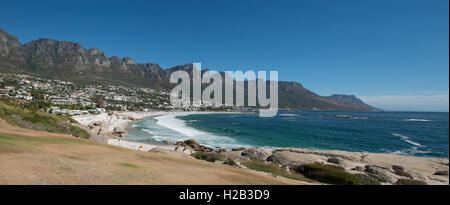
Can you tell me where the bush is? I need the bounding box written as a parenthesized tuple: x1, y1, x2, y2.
(354, 174, 381, 185)
(191, 152, 225, 162)
(1, 101, 70, 133)
(296, 163, 359, 185)
(224, 158, 238, 166)
(395, 179, 427, 185)
(69, 126, 90, 139)
(191, 151, 208, 160)
(242, 160, 314, 182)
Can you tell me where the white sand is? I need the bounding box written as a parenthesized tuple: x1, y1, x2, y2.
(108, 139, 174, 152)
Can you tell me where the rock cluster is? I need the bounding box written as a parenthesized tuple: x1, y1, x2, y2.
(175, 139, 214, 153)
(165, 141, 449, 185)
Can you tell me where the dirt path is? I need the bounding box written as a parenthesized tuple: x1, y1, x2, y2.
(0, 119, 300, 185)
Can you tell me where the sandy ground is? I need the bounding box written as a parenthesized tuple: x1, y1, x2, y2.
(0, 119, 299, 185)
(108, 138, 175, 152)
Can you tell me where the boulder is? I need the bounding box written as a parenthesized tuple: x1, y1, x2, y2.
(364, 165, 400, 184)
(221, 151, 250, 162)
(217, 148, 228, 153)
(410, 172, 429, 182)
(270, 150, 327, 167)
(351, 166, 365, 172)
(232, 147, 247, 151)
(433, 170, 449, 176)
(354, 174, 381, 185)
(177, 139, 214, 152)
(184, 139, 200, 147)
(174, 145, 194, 155)
(392, 165, 405, 172)
(113, 127, 127, 137)
(90, 126, 101, 135)
(327, 157, 344, 165)
(241, 148, 272, 161)
(114, 127, 125, 133)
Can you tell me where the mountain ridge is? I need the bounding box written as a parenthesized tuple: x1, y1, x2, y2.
(0, 28, 375, 111)
(325, 94, 379, 111)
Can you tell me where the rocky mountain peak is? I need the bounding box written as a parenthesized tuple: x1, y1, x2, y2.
(0, 29, 23, 58)
(122, 57, 137, 64)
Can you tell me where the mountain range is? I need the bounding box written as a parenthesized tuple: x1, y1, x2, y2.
(0, 28, 377, 111)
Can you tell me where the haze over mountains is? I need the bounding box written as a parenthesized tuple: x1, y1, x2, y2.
(0, 28, 377, 111)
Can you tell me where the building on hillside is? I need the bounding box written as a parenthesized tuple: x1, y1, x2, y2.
(0, 89, 8, 98)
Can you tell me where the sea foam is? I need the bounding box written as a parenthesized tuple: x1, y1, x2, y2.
(152, 114, 243, 148)
(392, 133, 425, 148)
(403, 119, 432, 122)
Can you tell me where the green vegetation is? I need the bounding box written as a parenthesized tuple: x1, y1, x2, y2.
(0, 100, 89, 139)
(242, 160, 314, 182)
(224, 158, 238, 166)
(354, 174, 381, 185)
(69, 126, 90, 139)
(117, 162, 140, 168)
(296, 163, 360, 185)
(0, 133, 100, 153)
(0, 134, 38, 153)
(395, 179, 427, 185)
(191, 151, 226, 162)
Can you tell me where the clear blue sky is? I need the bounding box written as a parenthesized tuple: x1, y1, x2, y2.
(1, 0, 448, 111)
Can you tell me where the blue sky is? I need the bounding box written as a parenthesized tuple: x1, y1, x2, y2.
(1, 0, 448, 111)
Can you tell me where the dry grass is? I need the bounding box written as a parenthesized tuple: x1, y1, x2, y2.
(0, 119, 300, 185)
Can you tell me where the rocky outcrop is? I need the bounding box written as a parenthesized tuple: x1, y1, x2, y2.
(113, 127, 128, 137)
(433, 170, 449, 176)
(0, 29, 26, 63)
(174, 145, 194, 155)
(176, 139, 214, 152)
(221, 151, 250, 162)
(241, 148, 272, 161)
(269, 150, 327, 167)
(327, 157, 344, 165)
(364, 165, 400, 184)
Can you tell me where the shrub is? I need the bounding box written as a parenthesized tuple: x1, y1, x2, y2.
(69, 126, 90, 139)
(191, 152, 225, 162)
(242, 160, 314, 182)
(296, 163, 359, 185)
(191, 151, 208, 160)
(224, 158, 238, 166)
(0, 101, 74, 134)
(395, 179, 427, 185)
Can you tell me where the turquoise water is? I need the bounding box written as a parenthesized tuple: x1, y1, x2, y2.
(126, 111, 449, 158)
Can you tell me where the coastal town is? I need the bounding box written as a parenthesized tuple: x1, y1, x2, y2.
(0, 73, 247, 115)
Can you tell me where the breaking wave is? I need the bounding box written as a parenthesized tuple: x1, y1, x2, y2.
(403, 119, 432, 122)
(392, 133, 425, 148)
(151, 114, 244, 148)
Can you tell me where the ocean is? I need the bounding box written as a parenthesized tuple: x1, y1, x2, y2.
(126, 111, 449, 158)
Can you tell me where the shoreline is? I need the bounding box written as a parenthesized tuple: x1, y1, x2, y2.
(74, 111, 449, 185)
